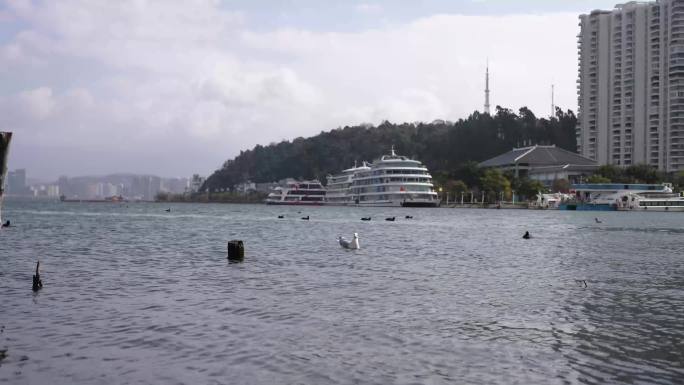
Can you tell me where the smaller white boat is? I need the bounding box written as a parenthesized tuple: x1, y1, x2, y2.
(563, 183, 684, 212)
(618, 185, 684, 212)
(265, 180, 326, 205)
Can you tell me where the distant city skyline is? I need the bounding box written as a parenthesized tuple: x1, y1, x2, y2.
(6, 168, 192, 200)
(1, 0, 620, 180)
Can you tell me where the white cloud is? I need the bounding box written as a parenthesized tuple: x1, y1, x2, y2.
(18, 87, 55, 120)
(355, 3, 383, 14)
(0, 0, 580, 179)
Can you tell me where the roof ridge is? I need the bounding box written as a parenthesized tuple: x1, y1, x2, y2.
(513, 145, 537, 162)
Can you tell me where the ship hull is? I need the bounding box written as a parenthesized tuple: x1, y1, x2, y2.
(265, 201, 324, 206)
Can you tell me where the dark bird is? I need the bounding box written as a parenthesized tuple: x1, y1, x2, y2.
(385, 217, 396, 222)
(278, 215, 285, 219)
(595, 218, 602, 223)
(165, 208, 171, 212)
(523, 231, 531, 239)
(1, 220, 10, 228)
(301, 216, 310, 220)
(32, 261, 43, 292)
(361, 217, 371, 221)
(405, 215, 413, 219)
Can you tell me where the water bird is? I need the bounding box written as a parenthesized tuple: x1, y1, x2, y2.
(405, 215, 413, 219)
(338, 233, 360, 250)
(595, 217, 602, 223)
(575, 279, 588, 288)
(278, 215, 284, 219)
(165, 208, 171, 212)
(301, 216, 310, 220)
(32, 261, 43, 292)
(385, 217, 396, 222)
(523, 231, 531, 239)
(1, 220, 9, 228)
(361, 217, 371, 221)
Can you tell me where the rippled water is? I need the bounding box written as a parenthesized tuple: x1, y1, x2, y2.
(1, 200, 684, 385)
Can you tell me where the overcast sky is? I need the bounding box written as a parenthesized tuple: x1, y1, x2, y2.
(0, 0, 620, 181)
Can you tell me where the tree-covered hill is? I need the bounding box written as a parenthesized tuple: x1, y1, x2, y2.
(202, 106, 577, 191)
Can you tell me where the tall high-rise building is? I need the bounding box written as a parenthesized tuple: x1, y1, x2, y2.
(577, 1, 684, 171)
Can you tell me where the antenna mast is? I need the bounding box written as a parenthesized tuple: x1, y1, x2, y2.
(551, 84, 555, 117)
(484, 60, 491, 115)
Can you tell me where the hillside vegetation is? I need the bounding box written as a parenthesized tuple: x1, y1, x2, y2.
(203, 107, 578, 192)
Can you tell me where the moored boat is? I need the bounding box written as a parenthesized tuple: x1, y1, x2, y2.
(265, 179, 326, 205)
(559, 183, 684, 211)
(350, 147, 439, 207)
(324, 163, 371, 205)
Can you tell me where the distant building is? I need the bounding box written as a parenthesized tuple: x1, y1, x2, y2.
(7, 169, 27, 195)
(577, 1, 684, 171)
(235, 181, 256, 195)
(479, 145, 600, 185)
(255, 182, 278, 194)
(161, 177, 189, 194)
(189, 174, 205, 193)
(29, 184, 60, 198)
(57, 176, 71, 197)
(46, 185, 60, 198)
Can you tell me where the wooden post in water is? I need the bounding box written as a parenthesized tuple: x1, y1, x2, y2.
(0, 132, 12, 225)
(227, 240, 244, 262)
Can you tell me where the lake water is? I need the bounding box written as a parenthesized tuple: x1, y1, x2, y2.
(1, 200, 683, 385)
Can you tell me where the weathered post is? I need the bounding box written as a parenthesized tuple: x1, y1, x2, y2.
(227, 240, 244, 262)
(0, 132, 12, 225)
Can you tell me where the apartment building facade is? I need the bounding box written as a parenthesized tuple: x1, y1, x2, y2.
(577, 0, 684, 172)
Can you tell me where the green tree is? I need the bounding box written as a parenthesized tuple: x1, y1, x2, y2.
(552, 178, 571, 193)
(517, 178, 546, 201)
(587, 174, 611, 184)
(593, 165, 623, 183)
(480, 169, 511, 202)
(445, 179, 468, 200)
(673, 170, 684, 192)
(201, 106, 579, 192)
(625, 164, 661, 184)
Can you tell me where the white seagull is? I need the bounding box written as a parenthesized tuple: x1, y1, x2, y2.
(338, 233, 360, 250)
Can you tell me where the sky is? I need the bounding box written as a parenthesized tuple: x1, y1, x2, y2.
(0, 0, 621, 181)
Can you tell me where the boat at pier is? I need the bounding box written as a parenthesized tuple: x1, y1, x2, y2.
(265, 180, 326, 205)
(349, 147, 439, 207)
(560, 183, 684, 211)
(324, 163, 371, 205)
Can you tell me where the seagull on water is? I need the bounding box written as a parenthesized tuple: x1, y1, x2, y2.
(338, 233, 360, 250)
(595, 217, 602, 223)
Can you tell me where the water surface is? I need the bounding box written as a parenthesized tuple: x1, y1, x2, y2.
(1, 200, 683, 384)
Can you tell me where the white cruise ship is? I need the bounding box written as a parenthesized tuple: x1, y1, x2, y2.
(324, 163, 371, 205)
(265, 179, 326, 205)
(350, 147, 439, 207)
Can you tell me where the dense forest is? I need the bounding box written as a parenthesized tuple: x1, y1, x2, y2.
(202, 106, 578, 192)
